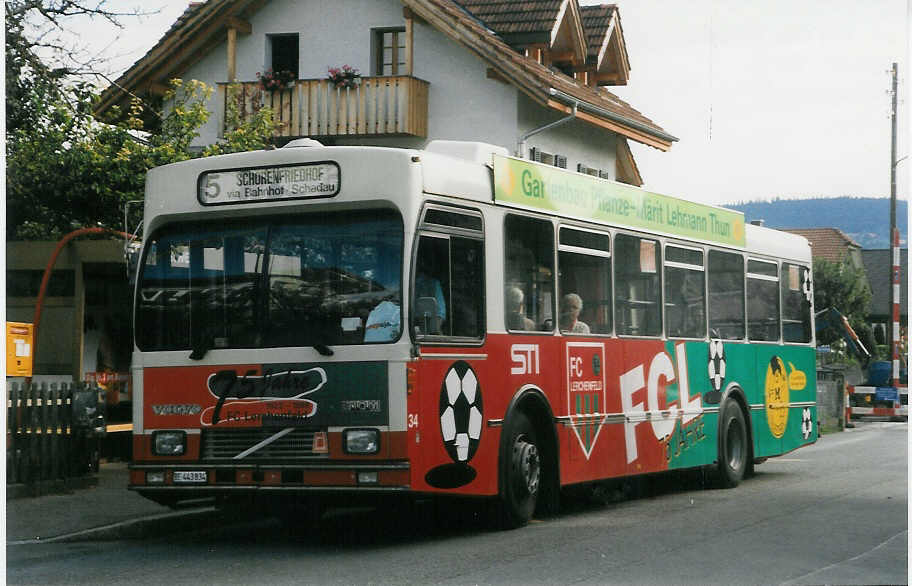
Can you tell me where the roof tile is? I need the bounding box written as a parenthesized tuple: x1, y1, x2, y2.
(781, 228, 861, 263)
(580, 4, 615, 59)
(458, 0, 564, 36)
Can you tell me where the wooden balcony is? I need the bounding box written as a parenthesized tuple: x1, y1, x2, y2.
(218, 76, 429, 139)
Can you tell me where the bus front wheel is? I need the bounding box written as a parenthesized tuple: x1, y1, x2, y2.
(716, 399, 747, 488)
(500, 411, 540, 529)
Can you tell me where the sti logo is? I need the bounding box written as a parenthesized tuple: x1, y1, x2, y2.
(619, 343, 703, 464)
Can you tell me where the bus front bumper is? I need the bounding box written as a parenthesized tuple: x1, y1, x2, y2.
(129, 462, 411, 496)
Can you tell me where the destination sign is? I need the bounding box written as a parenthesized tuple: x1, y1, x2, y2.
(198, 162, 340, 205)
(493, 154, 745, 247)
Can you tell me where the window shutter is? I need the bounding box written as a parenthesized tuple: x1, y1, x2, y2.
(555, 155, 567, 169)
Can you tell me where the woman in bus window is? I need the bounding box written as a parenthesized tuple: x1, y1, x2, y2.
(506, 287, 535, 331)
(560, 293, 590, 334)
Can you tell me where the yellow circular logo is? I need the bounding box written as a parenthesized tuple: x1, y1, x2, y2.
(765, 356, 789, 438)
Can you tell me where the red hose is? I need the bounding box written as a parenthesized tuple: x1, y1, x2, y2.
(30, 227, 131, 378)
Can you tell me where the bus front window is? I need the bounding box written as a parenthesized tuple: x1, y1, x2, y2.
(136, 209, 403, 351)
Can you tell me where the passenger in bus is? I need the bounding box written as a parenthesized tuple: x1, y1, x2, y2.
(506, 287, 535, 331)
(559, 293, 590, 334)
(415, 253, 446, 333)
(364, 300, 401, 342)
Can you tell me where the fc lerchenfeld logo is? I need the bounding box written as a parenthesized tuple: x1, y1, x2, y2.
(438, 361, 483, 463)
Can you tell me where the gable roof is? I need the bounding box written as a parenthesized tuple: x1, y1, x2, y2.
(579, 3, 628, 84)
(458, 0, 564, 36)
(581, 4, 613, 59)
(458, 0, 587, 63)
(781, 228, 861, 263)
(861, 248, 908, 318)
(95, 0, 676, 150)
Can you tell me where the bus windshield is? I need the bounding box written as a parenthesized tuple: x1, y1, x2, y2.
(136, 209, 403, 351)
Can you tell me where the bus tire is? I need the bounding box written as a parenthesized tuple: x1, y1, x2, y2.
(716, 399, 747, 488)
(499, 411, 540, 529)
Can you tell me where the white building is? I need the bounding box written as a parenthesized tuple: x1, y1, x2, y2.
(96, 0, 677, 186)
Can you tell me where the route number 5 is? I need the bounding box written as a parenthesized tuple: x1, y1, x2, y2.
(202, 174, 221, 199)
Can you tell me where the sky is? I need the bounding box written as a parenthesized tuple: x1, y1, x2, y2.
(64, 0, 910, 206)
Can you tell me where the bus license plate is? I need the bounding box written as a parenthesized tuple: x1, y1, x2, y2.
(173, 471, 207, 483)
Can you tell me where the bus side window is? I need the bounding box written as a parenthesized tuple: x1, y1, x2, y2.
(414, 236, 449, 335)
(781, 263, 811, 343)
(413, 233, 484, 339)
(708, 250, 745, 340)
(664, 245, 705, 339)
(614, 234, 661, 336)
(747, 259, 780, 342)
(558, 227, 611, 335)
(505, 215, 554, 332)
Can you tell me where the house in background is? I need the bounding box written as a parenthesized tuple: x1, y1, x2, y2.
(6, 241, 132, 381)
(861, 248, 908, 346)
(783, 227, 905, 352)
(95, 0, 676, 186)
(781, 227, 864, 268)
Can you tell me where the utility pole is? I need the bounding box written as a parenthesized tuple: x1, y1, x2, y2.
(888, 62, 900, 386)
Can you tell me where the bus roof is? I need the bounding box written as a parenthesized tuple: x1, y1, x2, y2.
(143, 140, 812, 264)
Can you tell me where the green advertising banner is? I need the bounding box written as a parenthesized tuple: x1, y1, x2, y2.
(493, 154, 745, 247)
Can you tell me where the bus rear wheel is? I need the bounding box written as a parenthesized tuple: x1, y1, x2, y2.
(500, 411, 540, 529)
(716, 399, 747, 488)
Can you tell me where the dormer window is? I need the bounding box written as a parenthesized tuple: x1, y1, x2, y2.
(373, 27, 406, 76)
(268, 34, 299, 78)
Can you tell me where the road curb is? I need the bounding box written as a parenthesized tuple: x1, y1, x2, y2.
(7, 507, 220, 545)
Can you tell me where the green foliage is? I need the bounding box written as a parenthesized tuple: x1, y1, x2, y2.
(7, 77, 280, 241)
(813, 256, 873, 351)
(203, 83, 278, 156)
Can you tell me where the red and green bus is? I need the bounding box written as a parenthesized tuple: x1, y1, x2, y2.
(129, 140, 817, 527)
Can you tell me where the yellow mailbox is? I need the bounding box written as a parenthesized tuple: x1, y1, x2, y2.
(6, 322, 34, 377)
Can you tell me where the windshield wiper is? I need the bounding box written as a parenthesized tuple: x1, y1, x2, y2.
(313, 344, 334, 357)
(189, 336, 211, 360)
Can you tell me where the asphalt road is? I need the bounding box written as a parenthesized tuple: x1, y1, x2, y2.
(7, 420, 907, 585)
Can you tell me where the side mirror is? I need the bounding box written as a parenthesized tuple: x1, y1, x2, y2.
(124, 241, 141, 286)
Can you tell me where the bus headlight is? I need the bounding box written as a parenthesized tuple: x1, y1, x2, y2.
(152, 430, 186, 456)
(343, 429, 379, 454)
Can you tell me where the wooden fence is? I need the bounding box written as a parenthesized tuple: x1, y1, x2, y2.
(7, 382, 104, 486)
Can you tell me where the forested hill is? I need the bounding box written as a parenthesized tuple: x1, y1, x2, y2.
(724, 197, 908, 249)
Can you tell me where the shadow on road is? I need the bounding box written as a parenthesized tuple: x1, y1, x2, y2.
(165, 466, 773, 548)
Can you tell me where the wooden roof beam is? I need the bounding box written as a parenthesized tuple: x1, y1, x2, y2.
(226, 16, 251, 34)
(547, 98, 673, 151)
(548, 49, 577, 64)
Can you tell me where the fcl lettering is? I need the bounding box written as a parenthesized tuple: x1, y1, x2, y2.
(619, 343, 703, 464)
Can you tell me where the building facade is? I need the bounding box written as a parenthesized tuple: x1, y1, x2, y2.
(96, 0, 676, 185)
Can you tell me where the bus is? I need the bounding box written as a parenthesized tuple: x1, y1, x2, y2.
(129, 139, 817, 528)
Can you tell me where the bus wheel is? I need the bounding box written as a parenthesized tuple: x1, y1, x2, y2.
(500, 411, 540, 529)
(716, 399, 747, 488)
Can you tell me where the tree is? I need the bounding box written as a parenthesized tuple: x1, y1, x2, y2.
(8, 78, 280, 240)
(5, 1, 145, 134)
(813, 257, 876, 358)
(6, 1, 281, 241)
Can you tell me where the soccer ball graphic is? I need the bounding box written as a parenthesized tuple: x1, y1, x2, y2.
(708, 339, 726, 392)
(439, 361, 483, 463)
(801, 407, 813, 439)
